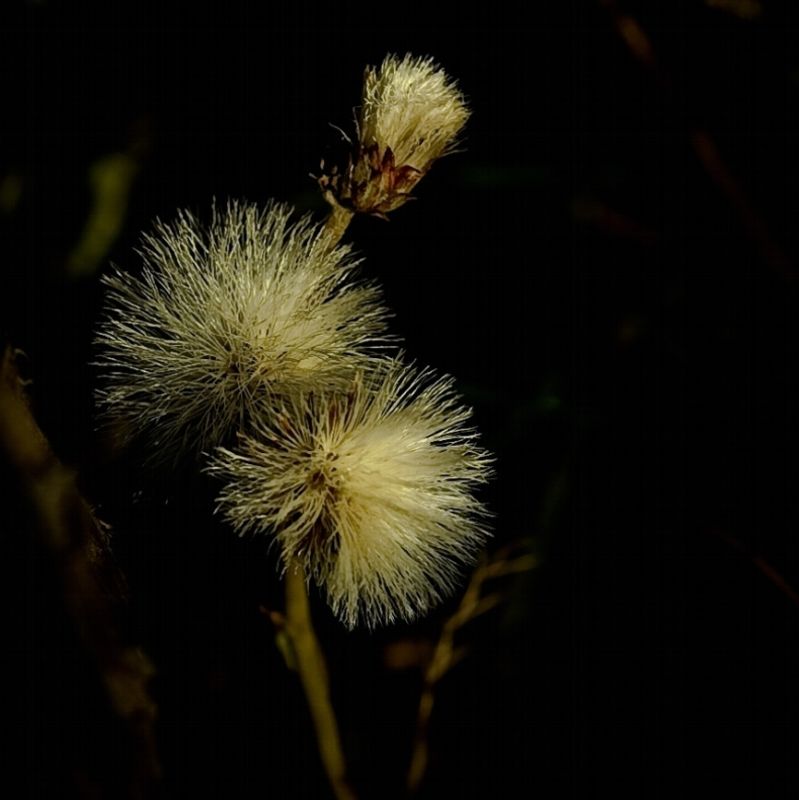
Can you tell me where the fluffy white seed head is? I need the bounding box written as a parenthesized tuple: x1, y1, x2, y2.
(359, 53, 470, 171)
(209, 361, 493, 628)
(95, 200, 391, 460)
(319, 53, 470, 217)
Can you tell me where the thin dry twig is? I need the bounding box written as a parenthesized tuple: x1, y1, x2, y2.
(710, 529, 799, 609)
(406, 543, 537, 793)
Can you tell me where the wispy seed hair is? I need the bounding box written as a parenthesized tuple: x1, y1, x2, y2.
(209, 360, 493, 628)
(359, 53, 470, 170)
(95, 200, 392, 460)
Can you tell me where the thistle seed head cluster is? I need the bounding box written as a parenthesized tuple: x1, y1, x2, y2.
(95, 200, 390, 458)
(319, 53, 470, 217)
(209, 362, 492, 628)
(96, 54, 491, 628)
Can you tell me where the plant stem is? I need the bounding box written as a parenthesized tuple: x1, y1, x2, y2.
(284, 561, 356, 800)
(406, 576, 478, 793)
(406, 546, 537, 793)
(322, 204, 355, 248)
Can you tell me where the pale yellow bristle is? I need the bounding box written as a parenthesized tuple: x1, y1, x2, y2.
(95, 200, 392, 460)
(209, 359, 493, 628)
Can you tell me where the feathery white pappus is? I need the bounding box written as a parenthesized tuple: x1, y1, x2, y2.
(208, 360, 493, 629)
(359, 53, 470, 171)
(95, 200, 391, 459)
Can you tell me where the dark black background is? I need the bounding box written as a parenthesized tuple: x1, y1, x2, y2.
(9, 1, 799, 797)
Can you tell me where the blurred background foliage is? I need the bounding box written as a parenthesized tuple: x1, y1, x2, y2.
(7, 0, 798, 797)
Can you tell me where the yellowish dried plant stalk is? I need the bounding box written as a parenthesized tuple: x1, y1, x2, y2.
(284, 562, 356, 800)
(323, 204, 355, 248)
(407, 546, 536, 793)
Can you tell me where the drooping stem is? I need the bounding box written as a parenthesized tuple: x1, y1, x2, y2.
(322, 203, 355, 249)
(284, 561, 356, 800)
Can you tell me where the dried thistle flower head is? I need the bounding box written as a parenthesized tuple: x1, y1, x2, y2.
(319, 53, 470, 218)
(95, 200, 391, 460)
(209, 361, 492, 628)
